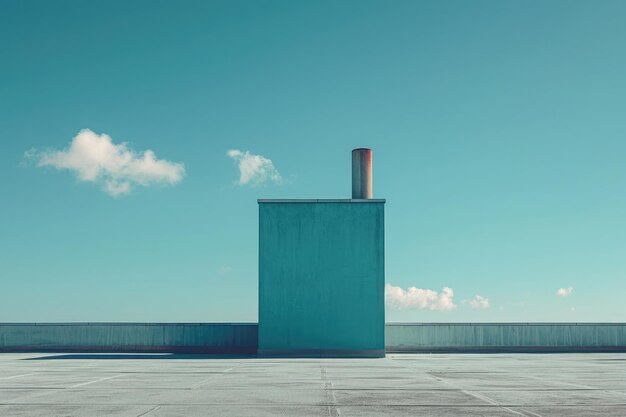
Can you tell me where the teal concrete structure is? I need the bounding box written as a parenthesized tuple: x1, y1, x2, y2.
(257, 199, 386, 357)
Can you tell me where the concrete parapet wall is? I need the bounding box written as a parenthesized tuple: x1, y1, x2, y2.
(0, 323, 258, 354)
(386, 323, 626, 353)
(2, 323, 626, 353)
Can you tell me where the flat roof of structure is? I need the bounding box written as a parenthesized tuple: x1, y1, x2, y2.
(258, 199, 386, 203)
(1, 352, 625, 416)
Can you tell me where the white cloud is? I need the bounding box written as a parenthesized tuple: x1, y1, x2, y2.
(467, 295, 490, 309)
(219, 266, 232, 274)
(556, 287, 573, 297)
(27, 129, 185, 196)
(227, 149, 282, 186)
(385, 284, 456, 311)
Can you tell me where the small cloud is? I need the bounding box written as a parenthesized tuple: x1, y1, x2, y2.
(21, 148, 38, 166)
(26, 129, 185, 196)
(556, 286, 573, 297)
(219, 266, 232, 274)
(227, 149, 282, 186)
(385, 284, 456, 311)
(570, 307, 576, 312)
(467, 295, 490, 310)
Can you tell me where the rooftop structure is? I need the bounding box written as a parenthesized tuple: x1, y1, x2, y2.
(257, 148, 385, 357)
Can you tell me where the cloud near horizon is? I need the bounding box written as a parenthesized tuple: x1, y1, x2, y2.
(467, 295, 490, 309)
(227, 149, 282, 186)
(26, 129, 185, 196)
(556, 286, 573, 297)
(385, 284, 456, 311)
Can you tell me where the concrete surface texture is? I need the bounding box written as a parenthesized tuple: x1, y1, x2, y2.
(258, 200, 385, 357)
(1, 353, 626, 416)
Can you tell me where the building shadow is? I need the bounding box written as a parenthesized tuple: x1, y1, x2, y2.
(22, 353, 258, 360)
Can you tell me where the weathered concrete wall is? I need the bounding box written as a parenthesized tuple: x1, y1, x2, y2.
(0, 323, 257, 353)
(386, 323, 626, 352)
(3, 323, 626, 353)
(258, 200, 385, 357)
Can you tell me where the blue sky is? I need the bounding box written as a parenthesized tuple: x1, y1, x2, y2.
(1, 0, 625, 322)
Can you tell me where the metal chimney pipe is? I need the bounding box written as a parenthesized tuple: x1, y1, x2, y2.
(352, 148, 373, 199)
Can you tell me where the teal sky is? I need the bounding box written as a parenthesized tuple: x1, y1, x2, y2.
(1, 0, 625, 322)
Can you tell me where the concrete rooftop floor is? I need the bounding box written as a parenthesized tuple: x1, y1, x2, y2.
(1, 353, 626, 416)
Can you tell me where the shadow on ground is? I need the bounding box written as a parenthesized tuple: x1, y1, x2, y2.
(22, 353, 257, 360)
